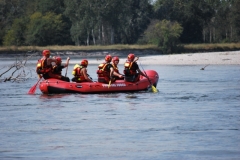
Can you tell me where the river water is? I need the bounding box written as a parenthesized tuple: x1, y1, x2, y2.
(0, 57, 240, 159)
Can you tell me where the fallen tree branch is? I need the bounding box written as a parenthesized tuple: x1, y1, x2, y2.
(0, 52, 38, 82)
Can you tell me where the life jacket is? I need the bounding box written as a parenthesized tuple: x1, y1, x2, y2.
(97, 63, 110, 77)
(124, 61, 137, 76)
(36, 57, 52, 76)
(72, 64, 86, 82)
(97, 63, 112, 83)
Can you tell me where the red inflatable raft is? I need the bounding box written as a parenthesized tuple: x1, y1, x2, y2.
(39, 70, 159, 94)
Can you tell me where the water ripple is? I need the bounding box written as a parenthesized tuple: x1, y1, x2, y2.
(0, 64, 240, 159)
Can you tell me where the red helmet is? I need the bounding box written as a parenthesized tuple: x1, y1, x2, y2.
(128, 53, 135, 61)
(55, 57, 62, 64)
(112, 56, 119, 62)
(42, 50, 50, 57)
(105, 55, 112, 62)
(81, 59, 88, 67)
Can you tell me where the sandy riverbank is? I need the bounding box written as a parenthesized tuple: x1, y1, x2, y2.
(85, 50, 240, 65)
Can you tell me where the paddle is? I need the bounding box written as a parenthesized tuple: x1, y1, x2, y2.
(87, 74, 93, 81)
(139, 61, 158, 93)
(108, 67, 115, 88)
(28, 78, 42, 94)
(65, 57, 70, 77)
(108, 75, 115, 88)
(108, 79, 112, 88)
(65, 65, 68, 77)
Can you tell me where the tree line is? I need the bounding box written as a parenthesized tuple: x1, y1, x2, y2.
(0, 0, 239, 51)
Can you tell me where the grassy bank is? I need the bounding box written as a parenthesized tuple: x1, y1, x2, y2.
(183, 43, 240, 52)
(0, 43, 239, 53)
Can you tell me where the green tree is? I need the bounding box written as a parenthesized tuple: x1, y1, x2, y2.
(154, 0, 214, 43)
(35, 0, 72, 45)
(64, 0, 152, 45)
(37, 0, 65, 15)
(0, 0, 29, 45)
(64, 0, 94, 45)
(1, 0, 72, 46)
(3, 18, 27, 46)
(144, 19, 183, 53)
(231, 0, 240, 41)
(25, 12, 67, 46)
(202, 0, 239, 43)
(116, 0, 153, 44)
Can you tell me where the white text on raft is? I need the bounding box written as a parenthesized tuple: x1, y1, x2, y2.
(102, 83, 127, 87)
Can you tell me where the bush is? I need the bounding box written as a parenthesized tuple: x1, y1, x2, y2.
(144, 19, 183, 54)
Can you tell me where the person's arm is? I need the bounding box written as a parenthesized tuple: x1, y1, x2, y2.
(113, 71, 123, 78)
(137, 69, 146, 77)
(64, 57, 70, 68)
(135, 62, 146, 77)
(110, 67, 114, 79)
(134, 56, 139, 62)
(82, 68, 92, 82)
(107, 64, 114, 79)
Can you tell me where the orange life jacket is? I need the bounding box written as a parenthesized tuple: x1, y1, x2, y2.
(97, 63, 112, 83)
(72, 64, 86, 82)
(124, 61, 137, 76)
(97, 63, 110, 77)
(36, 57, 52, 76)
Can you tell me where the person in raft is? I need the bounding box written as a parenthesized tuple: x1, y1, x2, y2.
(72, 59, 93, 83)
(123, 53, 146, 82)
(111, 56, 124, 80)
(36, 50, 63, 80)
(52, 56, 70, 82)
(96, 55, 115, 83)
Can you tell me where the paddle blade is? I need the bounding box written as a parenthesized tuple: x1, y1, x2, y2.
(28, 78, 41, 95)
(151, 85, 158, 93)
(28, 84, 38, 94)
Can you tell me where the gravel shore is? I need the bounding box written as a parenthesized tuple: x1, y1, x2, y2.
(85, 50, 240, 65)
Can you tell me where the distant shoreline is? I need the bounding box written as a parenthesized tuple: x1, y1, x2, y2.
(50, 50, 240, 65)
(0, 49, 163, 58)
(1, 49, 239, 65)
(85, 50, 240, 65)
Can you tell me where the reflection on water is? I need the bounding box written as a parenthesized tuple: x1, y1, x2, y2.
(39, 93, 72, 99)
(0, 63, 240, 159)
(125, 94, 138, 99)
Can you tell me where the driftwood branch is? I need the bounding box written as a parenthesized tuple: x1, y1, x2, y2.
(200, 64, 210, 70)
(0, 52, 38, 82)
